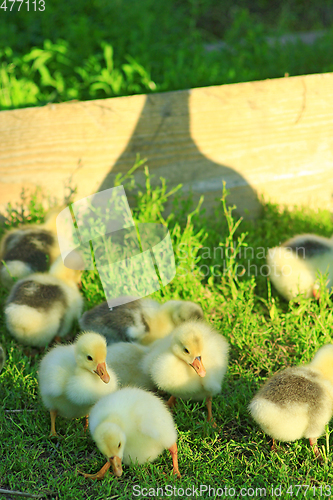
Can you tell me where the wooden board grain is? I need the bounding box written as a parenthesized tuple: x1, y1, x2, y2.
(1, 73, 333, 217)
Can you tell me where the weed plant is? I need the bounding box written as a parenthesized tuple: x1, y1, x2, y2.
(1, 167, 333, 499)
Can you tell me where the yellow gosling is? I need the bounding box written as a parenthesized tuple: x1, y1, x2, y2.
(142, 321, 229, 424)
(39, 332, 118, 437)
(79, 387, 179, 480)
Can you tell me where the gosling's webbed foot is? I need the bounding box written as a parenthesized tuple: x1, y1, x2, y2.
(168, 442, 181, 478)
(49, 431, 61, 439)
(270, 438, 277, 452)
(206, 396, 217, 427)
(84, 415, 89, 433)
(309, 437, 324, 463)
(78, 461, 111, 480)
(167, 395, 177, 409)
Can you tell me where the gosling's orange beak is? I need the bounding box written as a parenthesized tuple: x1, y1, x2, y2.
(94, 362, 110, 383)
(190, 356, 206, 377)
(109, 456, 123, 477)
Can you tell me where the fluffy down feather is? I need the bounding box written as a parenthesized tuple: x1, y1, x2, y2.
(0, 206, 62, 288)
(106, 342, 155, 390)
(267, 234, 333, 300)
(5, 256, 83, 347)
(39, 331, 118, 435)
(79, 297, 203, 345)
(249, 344, 333, 456)
(80, 387, 179, 479)
(141, 321, 228, 423)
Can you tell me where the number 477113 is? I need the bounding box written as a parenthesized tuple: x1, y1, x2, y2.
(0, 0, 45, 11)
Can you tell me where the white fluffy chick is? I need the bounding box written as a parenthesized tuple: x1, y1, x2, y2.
(39, 331, 118, 436)
(79, 387, 180, 480)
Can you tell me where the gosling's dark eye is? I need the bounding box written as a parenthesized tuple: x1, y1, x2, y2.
(118, 442, 121, 448)
(87, 355, 93, 361)
(183, 347, 189, 354)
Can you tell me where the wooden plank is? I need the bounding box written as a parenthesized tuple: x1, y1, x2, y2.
(1, 73, 333, 217)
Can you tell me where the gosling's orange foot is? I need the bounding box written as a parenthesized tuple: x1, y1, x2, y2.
(84, 415, 89, 433)
(49, 429, 64, 440)
(207, 416, 217, 428)
(49, 410, 59, 438)
(206, 396, 217, 427)
(313, 287, 321, 300)
(167, 395, 177, 409)
(271, 439, 277, 452)
(309, 438, 324, 462)
(314, 448, 324, 463)
(173, 468, 181, 479)
(169, 442, 181, 478)
(78, 461, 111, 480)
(78, 470, 105, 480)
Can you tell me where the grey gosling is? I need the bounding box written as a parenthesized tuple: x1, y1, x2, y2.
(79, 297, 203, 345)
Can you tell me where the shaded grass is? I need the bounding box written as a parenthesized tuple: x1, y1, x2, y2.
(1, 173, 333, 498)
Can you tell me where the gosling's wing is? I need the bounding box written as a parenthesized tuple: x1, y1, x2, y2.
(39, 346, 75, 398)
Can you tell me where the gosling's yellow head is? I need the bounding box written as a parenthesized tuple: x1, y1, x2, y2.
(94, 421, 125, 477)
(75, 332, 110, 383)
(309, 344, 333, 383)
(171, 322, 206, 377)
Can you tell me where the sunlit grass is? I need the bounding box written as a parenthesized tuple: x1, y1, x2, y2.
(1, 2, 333, 110)
(1, 169, 333, 498)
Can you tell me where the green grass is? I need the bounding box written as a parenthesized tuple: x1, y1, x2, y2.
(1, 1, 333, 109)
(2, 3, 333, 497)
(2, 170, 333, 499)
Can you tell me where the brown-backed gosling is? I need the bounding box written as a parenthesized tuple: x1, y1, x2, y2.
(267, 234, 333, 300)
(249, 344, 333, 459)
(4, 256, 83, 347)
(0, 206, 62, 288)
